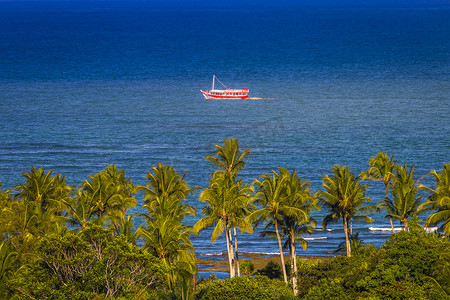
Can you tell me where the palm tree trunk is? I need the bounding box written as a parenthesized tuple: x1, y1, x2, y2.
(350, 217, 353, 237)
(289, 241, 294, 272)
(225, 226, 235, 278)
(385, 185, 395, 234)
(343, 216, 351, 257)
(233, 227, 240, 277)
(225, 228, 231, 274)
(403, 218, 408, 232)
(229, 228, 236, 278)
(290, 227, 298, 296)
(229, 228, 236, 277)
(389, 217, 395, 234)
(275, 219, 288, 283)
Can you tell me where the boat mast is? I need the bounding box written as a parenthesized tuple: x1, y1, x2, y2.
(212, 75, 215, 90)
(212, 76, 228, 90)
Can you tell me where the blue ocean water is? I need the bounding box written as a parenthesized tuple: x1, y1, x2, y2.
(1, 0, 449, 263)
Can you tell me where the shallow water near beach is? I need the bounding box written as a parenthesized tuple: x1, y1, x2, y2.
(0, 0, 449, 268)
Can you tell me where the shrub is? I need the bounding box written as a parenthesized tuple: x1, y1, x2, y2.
(7, 227, 167, 299)
(240, 260, 255, 275)
(304, 278, 351, 300)
(194, 275, 294, 300)
(256, 261, 282, 280)
(297, 230, 450, 299)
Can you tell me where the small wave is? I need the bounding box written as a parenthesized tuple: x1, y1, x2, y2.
(304, 237, 327, 241)
(425, 227, 438, 233)
(369, 227, 403, 232)
(369, 227, 439, 233)
(202, 252, 226, 256)
(315, 229, 334, 232)
(240, 251, 281, 256)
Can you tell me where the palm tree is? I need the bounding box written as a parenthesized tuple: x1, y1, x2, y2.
(63, 165, 136, 232)
(0, 184, 14, 242)
(249, 170, 290, 282)
(316, 165, 372, 257)
(333, 231, 374, 256)
(193, 171, 253, 278)
(227, 181, 254, 277)
(0, 241, 18, 294)
(101, 165, 137, 220)
(14, 166, 73, 212)
(361, 152, 398, 233)
(12, 167, 73, 241)
(137, 215, 195, 289)
(200, 138, 252, 277)
(110, 215, 137, 245)
(140, 163, 196, 222)
(388, 164, 422, 231)
(65, 189, 103, 229)
(78, 165, 137, 226)
(137, 163, 196, 290)
(278, 168, 318, 295)
(205, 138, 251, 178)
(418, 163, 450, 235)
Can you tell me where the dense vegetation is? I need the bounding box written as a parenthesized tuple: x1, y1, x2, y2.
(297, 228, 450, 300)
(195, 228, 450, 299)
(0, 138, 449, 299)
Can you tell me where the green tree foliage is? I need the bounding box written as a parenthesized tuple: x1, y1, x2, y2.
(0, 184, 14, 242)
(316, 165, 373, 257)
(361, 152, 399, 233)
(5, 167, 73, 254)
(205, 137, 251, 178)
(239, 260, 255, 275)
(140, 162, 196, 222)
(256, 261, 283, 280)
(388, 164, 422, 231)
(74, 165, 137, 226)
(333, 231, 375, 256)
(250, 169, 291, 282)
(14, 166, 73, 212)
(277, 168, 318, 295)
(194, 171, 254, 278)
(111, 214, 137, 245)
(64, 189, 102, 230)
(0, 241, 19, 298)
(252, 168, 318, 294)
(7, 226, 167, 299)
(296, 229, 450, 299)
(195, 138, 253, 278)
(63, 165, 137, 232)
(207, 137, 252, 273)
(2, 150, 450, 299)
(195, 275, 295, 300)
(418, 163, 450, 235)
(137, 163, 197, 293)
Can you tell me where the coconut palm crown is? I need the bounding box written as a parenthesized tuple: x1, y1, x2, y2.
(205, 137, 251, 177)
(386, 164, 422, 231)
(418, 163, 450, 235)
(361, 152, 398, 233)
(316, 165, 372, 257)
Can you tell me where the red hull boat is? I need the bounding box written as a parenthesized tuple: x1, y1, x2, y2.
(200, 75, 249, 99)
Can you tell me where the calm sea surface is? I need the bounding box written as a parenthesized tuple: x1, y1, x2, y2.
(1, 0, 449, 267)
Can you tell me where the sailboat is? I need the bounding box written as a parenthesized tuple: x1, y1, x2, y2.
(200, 75, 249, 99)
